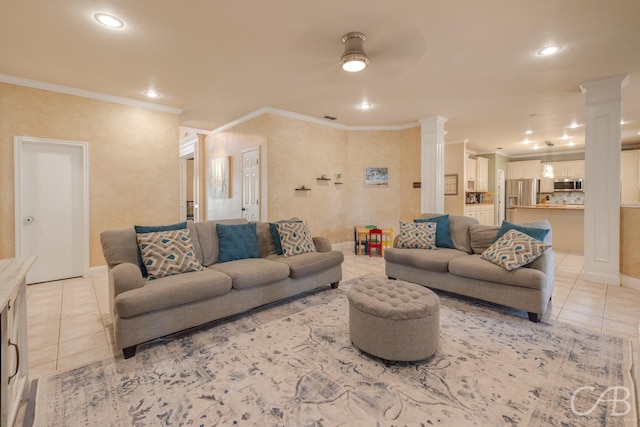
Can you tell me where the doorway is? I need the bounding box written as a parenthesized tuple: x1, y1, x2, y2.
(242, 147, 260, 221)
(14, 136, 89, 284)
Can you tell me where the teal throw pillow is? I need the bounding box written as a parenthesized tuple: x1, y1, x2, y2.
(216, 223, 260, 263)
(414, 215, 455, 249)
(494, 220, 549, 243)
(134, 221, 188, 277)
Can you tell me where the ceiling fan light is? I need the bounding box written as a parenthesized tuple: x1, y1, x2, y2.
(340, 32, 369, 72)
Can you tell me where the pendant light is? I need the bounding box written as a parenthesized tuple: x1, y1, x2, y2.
(542, 141, 555, 178)
(339, 32, 369, 72)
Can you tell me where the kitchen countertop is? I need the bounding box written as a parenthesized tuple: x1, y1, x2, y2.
(511, 204, 584, 210)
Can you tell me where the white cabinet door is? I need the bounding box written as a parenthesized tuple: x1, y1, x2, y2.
(540, 177, 555, 193)
(509, 160, 540, 179)
(567, 160, 585, 177)
(476, 157, 489, 192)
(466, 157, 477, 191)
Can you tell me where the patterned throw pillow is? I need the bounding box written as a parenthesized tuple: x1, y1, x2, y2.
(398, 221, 437, 249)
(276, 222, 316, 257)
(481, 229, 551, 271)
(136, 229, 203, 280)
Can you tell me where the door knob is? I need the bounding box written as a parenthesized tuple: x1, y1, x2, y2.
(25, 216, 34, 223)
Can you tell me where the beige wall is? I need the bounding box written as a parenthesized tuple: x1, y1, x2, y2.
(0, 83, 181, 266)
(203, 114, 421, 243)
(621, 206, 640, 279)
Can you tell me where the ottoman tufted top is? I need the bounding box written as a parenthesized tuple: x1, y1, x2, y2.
(347, 278, 439, 320)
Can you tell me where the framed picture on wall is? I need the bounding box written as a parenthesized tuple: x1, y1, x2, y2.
(444, 174, 458, 195)
(364, 167, 389, 186)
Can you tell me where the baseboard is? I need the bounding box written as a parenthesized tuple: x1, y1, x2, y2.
(621, 274, 640, 291)
(331, 242, 353, 251)
(88, 265, 107, 278)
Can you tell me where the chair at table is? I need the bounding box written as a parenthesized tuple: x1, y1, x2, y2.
(382, 226, 394, 252)
(354, 226, 368, 255)
(368, 228, 383, 257)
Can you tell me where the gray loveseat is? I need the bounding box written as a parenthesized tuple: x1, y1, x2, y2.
(100, 218, 343, 358)
(384, 214, 554, 322)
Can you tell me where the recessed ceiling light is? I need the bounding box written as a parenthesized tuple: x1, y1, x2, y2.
(522, 139, 530, 145)
(561, 134, 569, 140)
(94, 13, 124, 29)
(357, 102, 372, 110)
(144, 90, 159, 98)
(569, 122, 579, 129)
(537, 45, 562, 56)
(525, 130, 533, 135)
(532, 145, 541, 150)
(568, 141, 575, 147)
(620, 119, 625, 125)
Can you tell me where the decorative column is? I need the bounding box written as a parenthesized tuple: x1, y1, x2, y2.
(580, 74, 629, 286)
(420, 116, 447, 213)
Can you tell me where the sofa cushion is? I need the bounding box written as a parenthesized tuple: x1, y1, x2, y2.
(449, 254, 548, 290)
(414, 214, 455, 248)
(398, 221, 437, 249)
(134, 222, 188, 277)
(114, 269, 232, 318)
(210, 258, 290, 290)
(494, 220, 550, 242)
(255, 222, 277, 257)
(469, 224, 500, 254)
(384, 247, 466, 273)
(417, 214, 477, 254)
(136, 228, 203, 280)
(193, 218, 248, 266)
(276, 222, 317, 257)
(481, 230, 551, 271)
(216, 223, 260, 263)
(269, 251, 344, 279)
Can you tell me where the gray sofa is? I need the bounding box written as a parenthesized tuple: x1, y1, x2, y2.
(384, 214, 554, 322)
(100, 218, 343, 358)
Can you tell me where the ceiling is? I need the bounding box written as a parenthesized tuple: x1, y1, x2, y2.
(2, 0, 640, 156)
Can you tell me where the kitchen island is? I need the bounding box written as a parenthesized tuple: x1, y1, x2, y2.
(511, 204, 584, 252)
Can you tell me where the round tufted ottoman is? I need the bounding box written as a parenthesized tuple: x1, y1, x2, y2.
(347, 278, 439, 362)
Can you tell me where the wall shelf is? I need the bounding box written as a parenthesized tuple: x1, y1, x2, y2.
(295, 186, 311, 191)
(334, 182, 343, 185)
(316, 176, 331, 181)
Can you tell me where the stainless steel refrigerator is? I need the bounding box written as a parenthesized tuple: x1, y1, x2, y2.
(506, 179, 537, 221)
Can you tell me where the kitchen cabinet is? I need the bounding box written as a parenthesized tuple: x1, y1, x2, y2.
(551, 160, 584, 178)
(476, 157, 489, 192)
(621, 150, 640, 203)
(1, 257, 35, 427)
(464, 204, 494, 225)
(508, 160, 541, 180)
(465, 157, 477, 192)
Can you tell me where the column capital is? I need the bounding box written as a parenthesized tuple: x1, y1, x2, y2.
(419, 116, 448, 133)
(580, 74, 629, 104)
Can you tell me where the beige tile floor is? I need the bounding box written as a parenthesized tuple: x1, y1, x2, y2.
(19, 248, 640, 422)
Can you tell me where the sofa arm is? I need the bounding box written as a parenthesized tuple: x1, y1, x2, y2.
(313, 236, 333, 252)
(109, 263, 145, 315)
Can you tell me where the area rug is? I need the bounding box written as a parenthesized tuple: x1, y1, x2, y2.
(31, 274, 637, 426)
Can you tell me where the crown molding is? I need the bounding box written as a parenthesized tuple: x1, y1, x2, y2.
(211, 106, 420, 134)
(0, 73, 183, 114)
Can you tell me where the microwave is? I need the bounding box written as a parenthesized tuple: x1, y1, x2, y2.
(554, 178, 583, 192)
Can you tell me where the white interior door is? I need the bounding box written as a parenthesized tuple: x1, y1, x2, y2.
(496, 169, 505, 225)
(242, 147, 260, 221)
(15, 137, 88, 284)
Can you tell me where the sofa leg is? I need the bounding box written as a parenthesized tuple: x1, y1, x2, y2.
(330, 281, 339, 289)
(528, 312, 542, 322)
(387, 276, 396, 280)
(123, 345, 137, 359)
